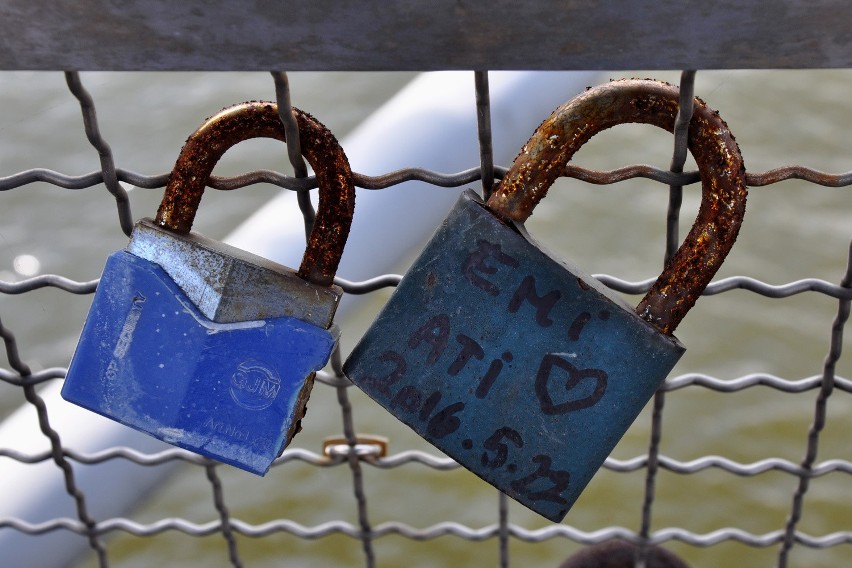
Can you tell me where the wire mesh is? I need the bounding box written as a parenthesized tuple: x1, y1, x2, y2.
(0, 69, 851, 568)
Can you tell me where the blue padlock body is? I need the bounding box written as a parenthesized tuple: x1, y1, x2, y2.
(344, 190, 685, 522)
(62, 250, 336, 475)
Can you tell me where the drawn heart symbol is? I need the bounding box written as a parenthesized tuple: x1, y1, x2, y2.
(535, 353, 608, 415)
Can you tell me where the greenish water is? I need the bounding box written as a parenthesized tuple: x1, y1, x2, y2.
(0, 70, 850, 567)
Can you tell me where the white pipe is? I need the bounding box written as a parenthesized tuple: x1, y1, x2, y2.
(0, 71, 601, 567)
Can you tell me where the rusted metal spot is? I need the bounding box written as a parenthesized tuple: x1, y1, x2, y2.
(487, 79, 747, 335)
(154, 101, 355, 288)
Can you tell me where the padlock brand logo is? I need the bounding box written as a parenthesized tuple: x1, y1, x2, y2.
(203, 418, 251, 442)
(229, 360, 281, 410)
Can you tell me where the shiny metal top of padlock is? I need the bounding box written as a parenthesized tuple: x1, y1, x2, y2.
(127, 218, 342, 327)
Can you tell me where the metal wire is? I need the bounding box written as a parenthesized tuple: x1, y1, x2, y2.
(3, 515, 849, 548)
(330, 340, 376, 568)
(1, 70, 852, 568)
(475, 71, 496, 201)
(6, 163, 852, 194)
(0, 316, 109, 565)
(64, 72, 134, 237)
(473, 69, 513, 568)
(4, 271, 852, 301)
(636, 69, 697, 568)
(271, 71, 316, 238)
(777, 240, 852, 566)
(205, 462, 244, 568)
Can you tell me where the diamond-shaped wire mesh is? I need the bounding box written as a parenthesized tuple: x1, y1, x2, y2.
(0, 69, 850, 568)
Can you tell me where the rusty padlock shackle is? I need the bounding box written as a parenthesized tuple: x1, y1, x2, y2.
(154, 101, 356, 288)
(487, 79, 747, 335)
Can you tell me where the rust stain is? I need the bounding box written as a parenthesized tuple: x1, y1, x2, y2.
(486, 79, 747, 335)
(154, 101, 355, 287)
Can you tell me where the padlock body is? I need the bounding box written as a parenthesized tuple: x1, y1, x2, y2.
(344, 190, 685, 521)
(63, 238, 338, 475)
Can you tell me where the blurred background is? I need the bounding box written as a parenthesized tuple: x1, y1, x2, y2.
(0, 69, 850, 567)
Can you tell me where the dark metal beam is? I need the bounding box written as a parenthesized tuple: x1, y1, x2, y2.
(1, 0, 848, 71)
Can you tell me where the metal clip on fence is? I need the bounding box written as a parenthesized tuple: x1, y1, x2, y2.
(322, 435, 389, 460)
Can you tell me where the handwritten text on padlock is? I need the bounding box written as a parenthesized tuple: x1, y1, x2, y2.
(359, 238, 614, 506)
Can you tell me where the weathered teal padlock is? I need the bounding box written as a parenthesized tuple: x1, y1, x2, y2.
(344, 79, 747, 521)
(62, 101, 355, 475)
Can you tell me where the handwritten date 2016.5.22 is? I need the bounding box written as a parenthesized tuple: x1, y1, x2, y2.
(357, 240, 614, 510)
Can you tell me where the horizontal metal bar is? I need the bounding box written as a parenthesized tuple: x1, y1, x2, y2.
(0, 1, 849, 71)
(4, 272, 852, 303)
(2, 516, 850, 548)
(5, 164, 852, 196)
(4, 432, 852, 477)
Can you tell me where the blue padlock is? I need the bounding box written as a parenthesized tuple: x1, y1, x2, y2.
(344, 79, 747, 521)
(63, 102, 356, 475)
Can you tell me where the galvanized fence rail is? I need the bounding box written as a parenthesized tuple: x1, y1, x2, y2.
(0, 68, 851, 568)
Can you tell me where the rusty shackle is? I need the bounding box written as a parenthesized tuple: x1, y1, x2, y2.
(155, 101, 356, 287)
(488, 79, 747, 335)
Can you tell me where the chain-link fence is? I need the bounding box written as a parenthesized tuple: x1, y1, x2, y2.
(1, 66, 851, 568)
